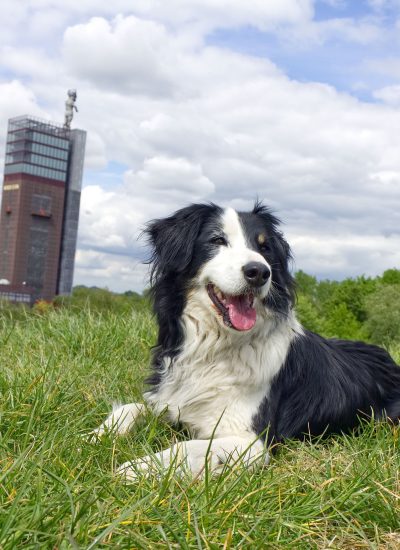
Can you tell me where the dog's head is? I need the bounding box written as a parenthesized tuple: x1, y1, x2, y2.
(145, 202, 295, 335)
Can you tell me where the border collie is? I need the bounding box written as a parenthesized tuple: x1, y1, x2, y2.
(95, 202, 400, 479)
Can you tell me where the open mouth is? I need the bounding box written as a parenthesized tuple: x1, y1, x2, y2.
(207, 283, 256, 331)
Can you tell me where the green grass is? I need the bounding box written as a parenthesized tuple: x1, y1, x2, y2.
(0, 308, 399, 549)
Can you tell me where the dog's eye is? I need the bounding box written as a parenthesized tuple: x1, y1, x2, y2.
(257, 234, 269, 253)
(211, 236, 228, 246)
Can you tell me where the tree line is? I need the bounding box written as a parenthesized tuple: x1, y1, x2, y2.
(295, 268, 400, 346)
(1, 269, 399, 348)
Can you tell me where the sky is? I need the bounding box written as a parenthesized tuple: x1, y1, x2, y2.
(1, 0, 400, 292)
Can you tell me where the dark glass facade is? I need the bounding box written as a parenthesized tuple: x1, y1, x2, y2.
(0, 115, 86, 303)
(5, 117, 70, 182)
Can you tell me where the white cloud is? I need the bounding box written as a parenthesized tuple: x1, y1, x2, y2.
(126, 156, 214, 199)
(0, 0, 313, 52)
(84, 132, 108, 170)
(63, 16, 177, 96)
(36, 0, 314, 31)
(130, 0, 314, 31)
(27, 8, 71, 40)
(373, 84, 400, 105)
(366, 57, 400, 78)
(276, 16, 385, 48)
(79, 156, 215, 259)
(0, 80, 45, 122)
(0, 47, 60, 80)
(291, 233, 400, 279)
(62, 15, 283, 98)
(80, 185, 134, 251)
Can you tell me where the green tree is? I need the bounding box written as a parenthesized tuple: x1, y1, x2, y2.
(322, 302, 366, 340)
(295, 293, 323, 333)
(295, 270, 318, 298)
(323, 276, 376, 323)
(381, 268, 400, 285)
(364, 285, 400, 345)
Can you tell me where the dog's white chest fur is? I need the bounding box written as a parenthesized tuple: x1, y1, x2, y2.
(145, 298, 301, 439)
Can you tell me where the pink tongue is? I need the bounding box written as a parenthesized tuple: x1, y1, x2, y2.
(226, 295, 256, 331)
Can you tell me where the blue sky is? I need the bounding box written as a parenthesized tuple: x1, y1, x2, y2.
(0, 0, 400, 291)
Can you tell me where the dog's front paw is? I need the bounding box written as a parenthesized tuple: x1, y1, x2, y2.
(115, 461, 141, 482)
(115, 446, 188, 482)
(89, 403, 145, 442)
(115, 458, 158, 482)
(114, 437, 269, 482)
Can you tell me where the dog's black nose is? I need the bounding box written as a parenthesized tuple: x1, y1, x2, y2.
(243, 262, 271, 287)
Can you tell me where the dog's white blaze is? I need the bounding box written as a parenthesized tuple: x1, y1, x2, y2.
(222, 207, 248, 248)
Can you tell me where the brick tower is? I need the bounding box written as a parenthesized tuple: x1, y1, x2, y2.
(0, 115, 86, 303)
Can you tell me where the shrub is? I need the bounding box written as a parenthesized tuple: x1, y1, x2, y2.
(364, 284, 400, 345)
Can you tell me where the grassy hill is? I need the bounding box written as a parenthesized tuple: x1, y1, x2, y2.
(0, 281, 399, 548)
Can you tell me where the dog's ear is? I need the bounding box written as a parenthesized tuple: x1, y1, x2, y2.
(145, 204, 216, 284)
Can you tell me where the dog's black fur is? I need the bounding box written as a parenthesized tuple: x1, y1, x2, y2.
(145, 202, 400, 445)
(253, 331, 400, 444)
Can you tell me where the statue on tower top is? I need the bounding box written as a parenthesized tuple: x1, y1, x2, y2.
(64, 89, 78, 129)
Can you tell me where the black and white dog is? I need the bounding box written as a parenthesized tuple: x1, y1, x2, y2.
(96, 202, 400, 479)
